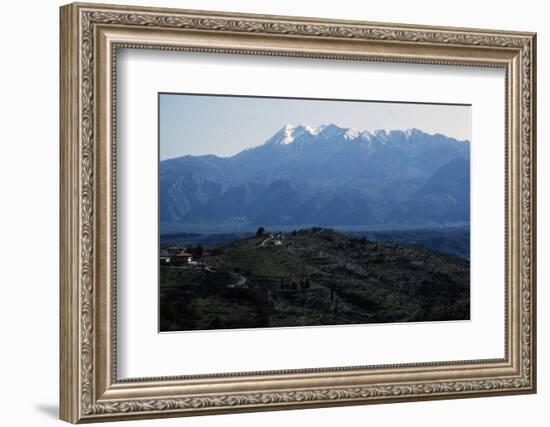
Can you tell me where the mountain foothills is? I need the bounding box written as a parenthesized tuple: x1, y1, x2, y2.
(160, 228, 470, 331)
(160, 124, 470, 233)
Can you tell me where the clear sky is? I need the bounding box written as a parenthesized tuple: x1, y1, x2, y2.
(159, 93, 471, 160)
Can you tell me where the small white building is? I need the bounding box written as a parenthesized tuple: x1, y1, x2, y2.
(172, 250, 193, 265)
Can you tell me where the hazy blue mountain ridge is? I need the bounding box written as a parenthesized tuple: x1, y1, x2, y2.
(160, 124, 470, 232)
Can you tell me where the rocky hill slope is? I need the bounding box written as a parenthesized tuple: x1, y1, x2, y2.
(160, 228, 470, 331)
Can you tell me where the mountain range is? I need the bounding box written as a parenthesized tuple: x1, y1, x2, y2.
(160, 124, 470, 233)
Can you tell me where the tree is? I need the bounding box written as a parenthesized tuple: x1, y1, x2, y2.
(256, 226, 265, 236)
(194, 245, 204, 258)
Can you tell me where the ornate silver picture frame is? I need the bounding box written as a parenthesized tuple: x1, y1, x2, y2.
(60, 2, 536, 423)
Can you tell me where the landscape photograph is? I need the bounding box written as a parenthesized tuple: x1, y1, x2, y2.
(158, 93, 471, 332)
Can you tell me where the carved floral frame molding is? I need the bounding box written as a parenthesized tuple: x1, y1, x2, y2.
(60, 2, 536, 423)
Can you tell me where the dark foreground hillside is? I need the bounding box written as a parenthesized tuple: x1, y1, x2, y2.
(160, 228, 470, 331)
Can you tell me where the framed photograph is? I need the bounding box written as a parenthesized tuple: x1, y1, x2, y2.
(60, 2, 537, 423)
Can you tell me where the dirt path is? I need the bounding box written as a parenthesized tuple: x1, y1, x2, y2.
(258, 236, 273, 247)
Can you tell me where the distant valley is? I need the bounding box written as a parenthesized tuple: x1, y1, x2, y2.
(161, 225, 470, 260)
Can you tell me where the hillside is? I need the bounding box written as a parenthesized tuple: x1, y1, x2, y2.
(388, 157, 470, 224)
(160, 228, 470, 331)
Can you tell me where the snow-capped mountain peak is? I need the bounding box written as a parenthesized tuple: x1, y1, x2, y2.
(160, 125, 471, 231)
(280, 124, 297, 144)
(268, 124, 315, 145)
(344, 128, 360, 140)
(405, 128, 423, 138)
(265, 124, 460, 147)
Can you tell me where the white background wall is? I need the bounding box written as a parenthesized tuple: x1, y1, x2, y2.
(0, 0, 545, 425)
